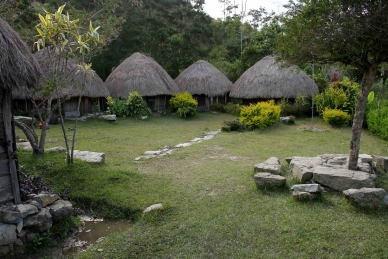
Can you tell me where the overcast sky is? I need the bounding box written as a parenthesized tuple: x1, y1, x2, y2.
(203, 0, 289, 19)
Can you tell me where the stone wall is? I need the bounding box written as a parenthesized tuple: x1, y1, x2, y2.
(0, 192, 73, 257)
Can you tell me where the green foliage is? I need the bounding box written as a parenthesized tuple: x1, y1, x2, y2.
(314, 79, 360, 117)
(221, 120, 246, 132)
(209, 103, 226, 113)
(239, 100, 281, 130)
(314, 75, 330, 93)
(224, 102, 241, 116)
(280, 95, 311, 117)
(126, 91, 152, 118)
(366, 100, 388, 140)
(322, 108, 351, 127)
(169, 92, 198, 118)
(106, 92, 151, 118)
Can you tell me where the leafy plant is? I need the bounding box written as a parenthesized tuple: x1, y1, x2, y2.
(221, 120, 246, 132)
(239, 100, 281, 130)
(169, 92, 198, 118)
(209, 103, 225, 113)
(106, 96, 128, 117)
(224, 102, 241, 116)
(366, 99, 388, 140)
(126, 91, 151, 119)
(322, 108, 351, 127)
(280, 95, 311, 117)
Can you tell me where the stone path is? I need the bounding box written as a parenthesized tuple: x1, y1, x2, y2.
(135, 130, 221, 161)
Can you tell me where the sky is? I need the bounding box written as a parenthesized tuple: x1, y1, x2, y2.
(203, 0, 289, 20)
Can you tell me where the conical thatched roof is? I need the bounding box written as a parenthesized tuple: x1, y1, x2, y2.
(174, 60, 232, 97)
(12, 47, 109, 99)
(105, 52, 179, 98)
(0, 18, 40, 90)
(230, 56, 319, 99)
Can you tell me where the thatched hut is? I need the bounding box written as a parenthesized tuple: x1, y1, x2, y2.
(13, 47, 110, 117)
(230, 56, 319, 104)
(174, 60, 233, 109)
(105, 52, 180, 112)
(0, 18, 41, 204)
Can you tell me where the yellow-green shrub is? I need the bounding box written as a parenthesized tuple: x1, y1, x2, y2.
(169, 92, 198, 118)
(239, 100, 281, 130)
(322, 108, 351, 127)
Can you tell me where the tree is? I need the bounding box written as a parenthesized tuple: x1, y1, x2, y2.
(279, 0, 388, 170)
(16, 4, 103, 164)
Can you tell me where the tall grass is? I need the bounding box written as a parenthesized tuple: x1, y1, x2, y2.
(17, 113, 388, 258)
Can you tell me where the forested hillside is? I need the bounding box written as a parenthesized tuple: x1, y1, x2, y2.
(1, 0, 280, 81)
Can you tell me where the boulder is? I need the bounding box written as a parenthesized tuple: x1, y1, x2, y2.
(372, 155, 388, 173)
(24, 208, 52, 232)
(99, 114, 116, 121)
(16, 142, 32, 151)
(313, 166, 376, 191)
(0, 204, 38, 224)
(33, 193, 59, 207)
(48, 200, 73, 222)
(292, 191, 317, 201)
(253, 173, 286, 188)
(280, 116, 294, 124)
(289, 157, 322, 183)
(254, 157, 282, 175)
(73, 150, 105, 163)
(343, 188, 388, 209)
(291, 184, 323, 193)
(14, 116, 35, 125)
(0, 224, 17, 246)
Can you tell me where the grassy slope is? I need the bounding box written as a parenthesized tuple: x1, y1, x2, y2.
(17, 113, 388, 258)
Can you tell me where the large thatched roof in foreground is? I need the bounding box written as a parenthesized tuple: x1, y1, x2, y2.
(174, 60, 232, 97)
(13, 47, 109, 99)
(105, 52, 179, 98)
(0, 18, 40, 90)
(230, 56, 319, 99)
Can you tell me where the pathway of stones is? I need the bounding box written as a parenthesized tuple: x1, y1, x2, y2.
(135, 130, 221, 161)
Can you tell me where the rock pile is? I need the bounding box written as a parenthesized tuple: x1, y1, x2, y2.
(0, 193, 73, 257)
(253, 157, 286, 188)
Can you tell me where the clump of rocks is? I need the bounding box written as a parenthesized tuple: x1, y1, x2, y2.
(253, 154, 388, 209)
(0, 193, 73, 257)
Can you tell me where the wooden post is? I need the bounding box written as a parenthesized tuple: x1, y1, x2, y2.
(3, 90, 21, 204)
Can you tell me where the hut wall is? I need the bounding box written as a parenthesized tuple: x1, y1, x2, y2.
(0, 88, 15, 204)
(194, 94, 230, 110)
(145, 95, 170, 113)
(63, 97, 98, 117)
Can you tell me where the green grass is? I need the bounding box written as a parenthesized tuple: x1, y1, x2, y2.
(17, 113, 388, 258)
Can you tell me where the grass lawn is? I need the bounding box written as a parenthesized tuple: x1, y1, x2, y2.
(17, 112, 388, 258)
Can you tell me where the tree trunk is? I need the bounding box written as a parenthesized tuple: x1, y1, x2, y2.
(348, 66, 377, 170)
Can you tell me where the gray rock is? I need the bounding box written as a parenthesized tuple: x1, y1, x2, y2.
(0, 204, 38, 224)
(253, 173, 286, 188)
(343, 188, 388, 209)
(46, 146, 66, 152)
(326, 156, 347, 166)
(24, 208, 52, 232)
(143, 203, 163, 214)
(291, 184, 323, 193)
(254, 157, 282, 175)
(14, 238, 23, 246)
(319, 154, 348, 164)
(33, 193, 59, 207)
(16, 220, 23, 234)
(280, 116, 294, 124)
(25, 232, 38, 242)
(292, 191, 318, 201)
(174, 143, 192, 148)
(48, 200, 73, 222)
(14, 116, 35, 125)
(99, 114, 116, 121)
(372, 155, 388, 172)
(73, 150, 105, 163)
(359, 154, 373, 165)
(144, 151, 162, 156)
(285, 156, 305, 164)
(0, 224, 17, 246)
(313, 166, 376, 191)
(29, 200, 42, 210)
(16, 142, 32, 151)
(358, 162, 371, 173)
(289, 157, 322, 183)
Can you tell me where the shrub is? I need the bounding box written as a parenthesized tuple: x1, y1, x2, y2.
(366, 100, 388, 140)
(126, 91, 151, 118)
(224, 102, 241, 116)
(280, 95, 311, 117)
(239, 100, 281, 130)
(221, 120, 245, 132)
(106, 96, 128, 117)
(322, 108, 351, 127)
(169, 92, 198, 118)
(209, 103, 225, 112)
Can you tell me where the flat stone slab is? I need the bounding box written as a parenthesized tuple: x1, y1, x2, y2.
(253, 172, 286, 188)
(313, 166, 376, 191)
(16, 142, 32, 151)
(343, 188, 388, 209)
(174, 143, 192, 148)
(254, 157, 282, 175)
(73, 150, 105, 163)
(99, 114, 116, 121)
(143, 203, 163, 214)
(46, 146, 66, 152)
(291, 184, 324, 193)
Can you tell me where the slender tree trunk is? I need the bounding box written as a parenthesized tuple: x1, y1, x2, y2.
(58, 98, 71, 162)
(348, 66, 377, 170)
(70, 95, 83, 165)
